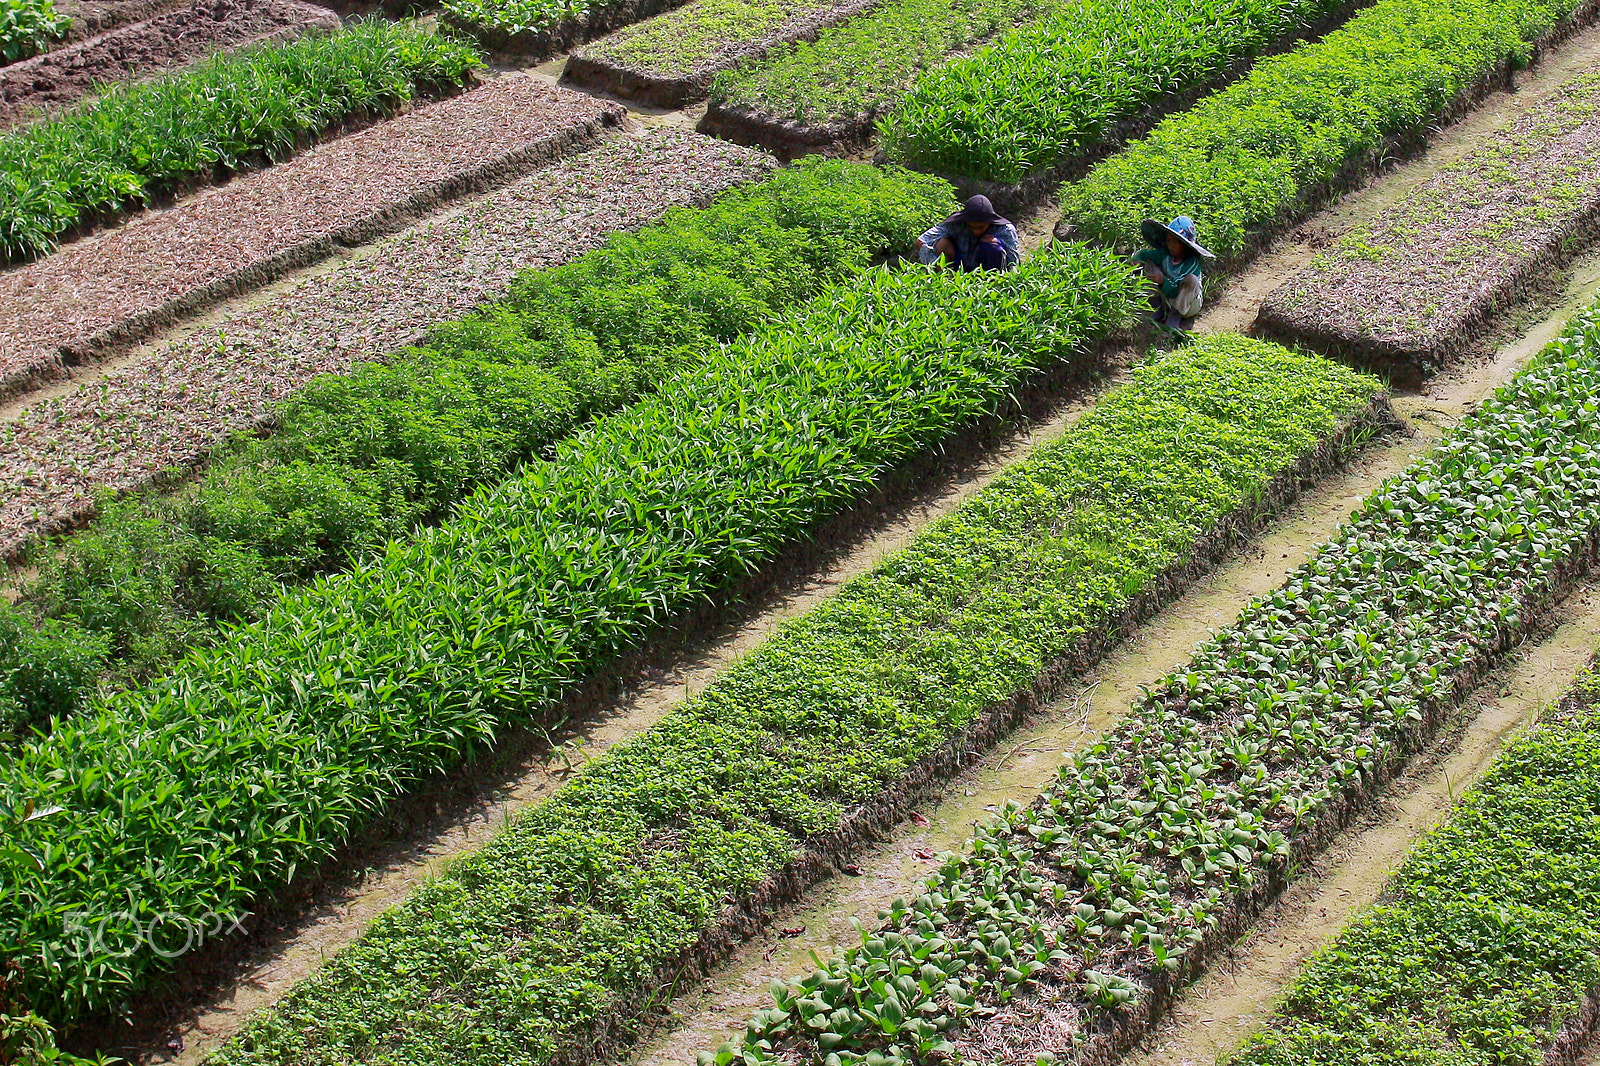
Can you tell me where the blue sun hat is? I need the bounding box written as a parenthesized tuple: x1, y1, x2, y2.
(1141, 215, 1214, 258)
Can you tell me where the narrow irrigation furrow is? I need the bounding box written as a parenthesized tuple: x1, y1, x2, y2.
(0, 75, 621, 406)
(0, 0, 340, 128)
(0, 128, 771, 562)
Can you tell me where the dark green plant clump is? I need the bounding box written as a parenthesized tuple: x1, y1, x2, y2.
(0, 239, 1135, 1029)
(1064, 0, 1587, 261)
(0, 159, 951, 736)
(0, 0, 70, 64)
(0, 19, 483, 261)
(208, 335, 1378, 1066)
(881, 0, 1349, 184)
(717, 300, 1600, 1066)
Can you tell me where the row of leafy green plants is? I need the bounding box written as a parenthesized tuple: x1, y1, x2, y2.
(0, 238, 1138, 1029)
(0, 159, 951, 741)
(709, 298, 1600, 1066)
(204, 335, 1383, 1066)
(0, 19, 482, 262)
(1233, 658, 1600, 1064)
(0, 0, 69, 65)
(1061, 0, 1590, 262)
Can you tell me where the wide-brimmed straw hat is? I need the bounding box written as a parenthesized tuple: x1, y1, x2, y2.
(1141, 215, 1214, 258)
(946, 194, 1007, 228)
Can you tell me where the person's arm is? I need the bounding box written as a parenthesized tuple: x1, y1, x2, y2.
(996, 222, 1021, 267)
(916, 223, 946, 265)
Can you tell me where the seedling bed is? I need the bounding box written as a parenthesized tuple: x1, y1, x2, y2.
(564, 0, 884, 110)
(0, 129, 772, 562)
(0, 0, 340, 128)
(444, 0, 694, 64)
(1254, 67, 1600, 386)
(723, 306, 1600, 1066)
(0, 75, 621, 408)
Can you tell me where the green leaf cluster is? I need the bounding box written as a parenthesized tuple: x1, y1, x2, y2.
(580, 0, 844, 78)
(881, 0, 1346, 184)
(0, 241, 1134, 1027)
(0, 0, 70, 64)
(442, 0, 598, 42)
(1062, 0, 1584, 261)
(0, 19, 483, 261)
(0, 159, 951, 736)
(725, 298, 1600, 1065)
(1233, 682, 1600, 1064)
(208, 335, 1376, 1066)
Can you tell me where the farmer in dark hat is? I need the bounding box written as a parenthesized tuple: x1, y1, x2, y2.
(1134, 215, 1213, 333)
(916, 195, 1020, 272)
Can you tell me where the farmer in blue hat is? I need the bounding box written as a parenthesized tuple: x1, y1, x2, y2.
(916, 195, 1020, 272)
(1134, 216, 1213, 333)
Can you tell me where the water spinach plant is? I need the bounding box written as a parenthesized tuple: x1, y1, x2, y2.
(1233, 662, 1600, 1064)
(1063, 0, 1591, 262)
(0, 159, 952, 735)
(0, 241, 1135, 1029)
(0, 0, 70, 64)
(0, 19, 483, 261)
(717, 298, 1600, 1066)
(206, 335, 1382, 1066)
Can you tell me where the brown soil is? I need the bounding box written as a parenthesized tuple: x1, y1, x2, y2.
(55, 0, 186, 40)
(0, 0, 340, 129)
(0, 76, 620, 410)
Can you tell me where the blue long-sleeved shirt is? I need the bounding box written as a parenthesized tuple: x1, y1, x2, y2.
(916, 220, 1021, 270)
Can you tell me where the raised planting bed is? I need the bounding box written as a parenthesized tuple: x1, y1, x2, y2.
(564, 0, 884, 110)
(0, 0, 341, 128)
(0, 0, 71, 63)
(1232, 653, 1600, 1064)
(54, 0, 184, 39)
(0, 242, 1138, 1036)
(443, 0, 691, 64)
(0, 159, 953, 728)
(1255, 66, 1600, 386)
(1062, 0, 1600, 271)
(716, 296, 1600, 1066)
(195, 337, 1387, 1066)
(0, 18, 482, 262)
(0, 75, 622, 407)
(0, 129, 773, 563)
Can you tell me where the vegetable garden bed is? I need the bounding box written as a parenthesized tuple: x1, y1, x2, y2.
(1, 241, 1137, 1040)
(0, 0, 71, 64)
(712, 295, 1600, 1066)
(1232, 648, 1600, 1065)
(0, 18, 483, 263)
(0, 0, 340, 129)
(196, 336, 1387, 1066)
(1254, 65, 1600, 386)
(0, 158, 951, 730)
(563, 0, 884, 110)
(0, 129, 771, 563)
(442, 0, 693, 64)
(0, 75, 621, 407)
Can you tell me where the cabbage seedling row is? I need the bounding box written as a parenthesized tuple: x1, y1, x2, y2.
(0, 129, 772, 565)
(1233, 650, 1600, 1064)
(0, 159, 953, 735)
(1063, 0, 1597, 267)
(0, 242, 1135, 1028)
(0, 18, 483, 262)
(205, 336, 1384, 1066)
(0, 0, 70, 65)
(442, 0, 693, 63)
(719, 297, 1600, 1066)
(1255, 65, 1600, 384)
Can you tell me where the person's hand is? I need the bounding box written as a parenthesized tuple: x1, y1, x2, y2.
(980, 234, 1000, 245)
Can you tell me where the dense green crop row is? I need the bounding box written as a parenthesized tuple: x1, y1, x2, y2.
(881, 0, 1346, 184)
(578, 0, 846, 79)
(0, 0, 70, 64)
(0, 159, 950, 736)
(1233, 668, 1600, 1064)
(209, 336, 1379, 1066)
(719, 299, 1600, 1066)
(0, 20, 482, 261)
(1063, 0, 1585, 261)
(0, 242, 1135, 1026)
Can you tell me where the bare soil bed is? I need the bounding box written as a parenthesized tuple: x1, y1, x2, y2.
(0, 128, 771, 563)
(564, 0, 883, 109)
(1255, 63, 1600, 384)
(53, 0, 186, 39)
(0, 75, 620, 408)
(0, 0, 340, 128)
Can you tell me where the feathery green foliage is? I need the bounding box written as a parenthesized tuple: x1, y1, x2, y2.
(0, 19, 482, 261)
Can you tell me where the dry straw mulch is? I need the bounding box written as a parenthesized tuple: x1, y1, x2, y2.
(0, 129, 773, 561)
(0, 75, 621, 405)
